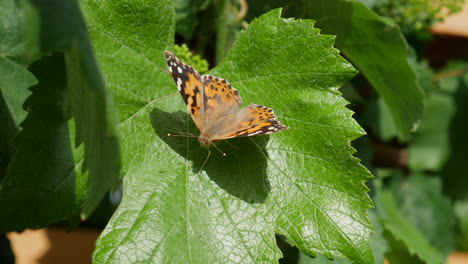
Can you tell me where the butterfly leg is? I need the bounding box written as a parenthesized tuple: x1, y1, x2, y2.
(199, 150, 211, 173)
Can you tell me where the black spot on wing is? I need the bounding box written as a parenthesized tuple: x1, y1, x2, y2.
(190, 87, 200, 108)
(232, 120, 288, 138)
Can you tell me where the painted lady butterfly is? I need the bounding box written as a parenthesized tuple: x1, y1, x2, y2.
(164, 51, 288, 146)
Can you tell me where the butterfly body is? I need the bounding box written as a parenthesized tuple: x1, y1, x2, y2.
(164, 51, 288, 147)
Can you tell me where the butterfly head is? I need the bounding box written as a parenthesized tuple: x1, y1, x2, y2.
(198, 135, 212, 146)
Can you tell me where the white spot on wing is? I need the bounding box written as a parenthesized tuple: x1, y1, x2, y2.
(177, 67, 183, 73)
(249, 130, 263, 136)
(176, 78, 182, 91)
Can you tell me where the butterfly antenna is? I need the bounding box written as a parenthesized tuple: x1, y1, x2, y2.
(199, 150, 211, 173)
(198, 144, 227, 173)
(211, 143, 227, 157)
(167, 133, 197, 138)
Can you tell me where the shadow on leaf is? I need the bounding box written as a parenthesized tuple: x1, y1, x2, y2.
(150, 107, 271, 203)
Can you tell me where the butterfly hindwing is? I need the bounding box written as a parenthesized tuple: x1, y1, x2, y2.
(214, 104, 288, 140)
(201, 74, 242, 123)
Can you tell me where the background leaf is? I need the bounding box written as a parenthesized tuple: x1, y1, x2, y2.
(0, 0, 120, 231)
(298, 211, 388, 264)
(0, 0, 35, 181)
(438, 62, 468, 201)
(0, 54, 76, 232)
(247, 0, 424, 141)
(299, 0, 424, 141)
(395, 174, 455, 258)
(364, 52, 434, 142)
(0, 90, 17, 182)
(88, 2, 373, 263)
(363, 96, 398, 142)
(28, 0, 121, 217)
(454, 198, 468, 251)
(408, 90, 455, 171)
(374, 177, 443, 264)
(0, 0, 39, 125)
(172, 0, 210, 38)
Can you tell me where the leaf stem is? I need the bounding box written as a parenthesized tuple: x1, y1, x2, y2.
(433, 67, 468, 81)
(214, 0, 229, 64)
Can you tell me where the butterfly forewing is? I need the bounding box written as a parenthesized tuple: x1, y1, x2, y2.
(164, 51, 205, 130)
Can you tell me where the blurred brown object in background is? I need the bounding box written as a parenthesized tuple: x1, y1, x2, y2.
(427, 2, 468, 68)
(7, 228, 99, 264)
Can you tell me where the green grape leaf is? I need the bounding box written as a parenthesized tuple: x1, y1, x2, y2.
(364, 96, 398, 142)
(438, 62, 468, 200)
(299, 253, 351, 264)
(0, 90, 17, 182)
(354, 0, 384, 8)
(298, 211, 388, 264)
(375, 178, 443, 264)
(28, 0, 121, 217)
(0, 54, 76, 232)
(454, 198, 468, 251)
(367, 53, 435, 142)
(303, 0, 424, 141)
(87, 3, 373, 263)
(247, 0, 424, 141)
(395, 174, 455, 258)
(0, 0, 39, 125)
(408, 91, 456, 171)
(368, 210, 389, 264)
(0, 0, 119, 230)
(0, 0, 38, 184)
(407, 54, 435, 95)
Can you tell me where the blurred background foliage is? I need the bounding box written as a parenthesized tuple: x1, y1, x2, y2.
(368, 0, 464, 33)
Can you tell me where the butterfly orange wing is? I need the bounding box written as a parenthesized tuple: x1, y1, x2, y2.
(164, 51, 204, 131)
(210, 104, 289, 140)
(201, 74, 242, 124)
